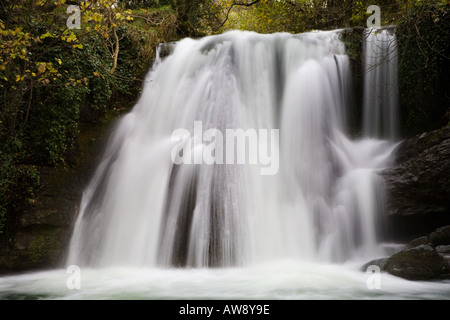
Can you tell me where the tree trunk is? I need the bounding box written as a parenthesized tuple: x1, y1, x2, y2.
(110, 27, 119, 74)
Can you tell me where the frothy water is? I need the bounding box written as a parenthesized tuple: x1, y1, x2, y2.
(1, 29, 447, 300)
(1, 261, 449, 300)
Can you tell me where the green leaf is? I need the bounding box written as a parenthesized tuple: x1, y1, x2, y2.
(40, 31, 54, 39)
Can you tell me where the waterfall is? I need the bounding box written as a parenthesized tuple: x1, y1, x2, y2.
(66, 30, 398, 269)
(362, 28, 399, 139)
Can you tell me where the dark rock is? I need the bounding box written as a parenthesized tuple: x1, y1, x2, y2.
(436, 245, 450, 254)
(384, 245, 450, 280)
(0, 120, 112, 274)
(382, 126, 450, 240)
(407, 244, 434, 252)
(361, 258, 389, 271)
(429, 225, 450, 247)
(405, 236, 431, 249)
(437, 245, 450, 265)
(436, 245, 450, 267)
(157, 42, 175, 60)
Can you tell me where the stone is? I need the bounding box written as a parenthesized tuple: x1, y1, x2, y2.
(436, 245, 450, 254)
(381, 126, 450, 240)
(429, 225, 450, 247)
(384, 245, 450, 280)
(405, 236, 431, 249)
(0, 118, 110, 274)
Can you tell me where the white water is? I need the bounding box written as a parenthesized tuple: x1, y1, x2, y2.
(1, 30, 449, 300)
(363, 28, 398, 139)
(66, 30, 396, 269)
(1, 261, 449, 300)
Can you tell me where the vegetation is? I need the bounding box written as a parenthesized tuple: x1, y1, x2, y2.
(0, 0, 448, 242)
(0, 0, 177, 235)
(396, 0, 450, 136)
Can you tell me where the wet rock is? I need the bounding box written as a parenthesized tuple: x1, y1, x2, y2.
(436, 245, 450, 254)
(384, 245, 450, 280)
(382, 126, 450, 240)
(405, 236, 431, 249)
(429, 225, 450, 247)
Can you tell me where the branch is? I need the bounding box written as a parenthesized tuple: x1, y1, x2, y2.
(107, 9, 119, 74)
(17, 84, 32, 134)
(216, 0, 262, 30)
(284, 0, 305, 13)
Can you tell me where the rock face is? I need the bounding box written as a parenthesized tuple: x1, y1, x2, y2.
(382, 126, 450, 240)
(0, 167, 82, 273)
(0, 122, 111, 274)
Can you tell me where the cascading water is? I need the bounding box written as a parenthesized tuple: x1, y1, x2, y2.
(66, 30, 398, 269)
(3, 28, 450, 301)
(362, 28, 398, 139)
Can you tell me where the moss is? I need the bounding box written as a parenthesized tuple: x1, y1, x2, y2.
(28, 226, 64, 266)
(340, 27, 365, 63)
(384, 245, 450, 280)
(396, 1, 450, 137)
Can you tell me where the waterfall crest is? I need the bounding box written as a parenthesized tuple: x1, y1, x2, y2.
(67, 30, 398, 268)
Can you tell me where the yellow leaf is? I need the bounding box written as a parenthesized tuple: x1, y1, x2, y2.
(15, 74, 21, 82)
(56, 58, 62, 65)
(67, 32, 77, 43)
(37, 63, 46, 74)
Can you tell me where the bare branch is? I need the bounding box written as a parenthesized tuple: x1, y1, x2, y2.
(216, 0, 262, 31)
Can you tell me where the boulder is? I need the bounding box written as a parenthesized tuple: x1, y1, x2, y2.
(384, 245, 450, 280)
(437, 245, 450, 263)
(382, 126, 450, 240)
(405, 236, 431, 249)
(429, 225, 450, 247)
(436, 245, 450, 254)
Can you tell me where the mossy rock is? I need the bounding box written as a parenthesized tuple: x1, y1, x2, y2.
(405, 236, 431, 249)
(27, 226, 65, 267)
(384, 245, 450, 280)
(429, 226, 450, 247)
(339, 27, 365, 64)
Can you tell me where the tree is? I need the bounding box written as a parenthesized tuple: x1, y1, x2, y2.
(79, 0, 134, 74)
